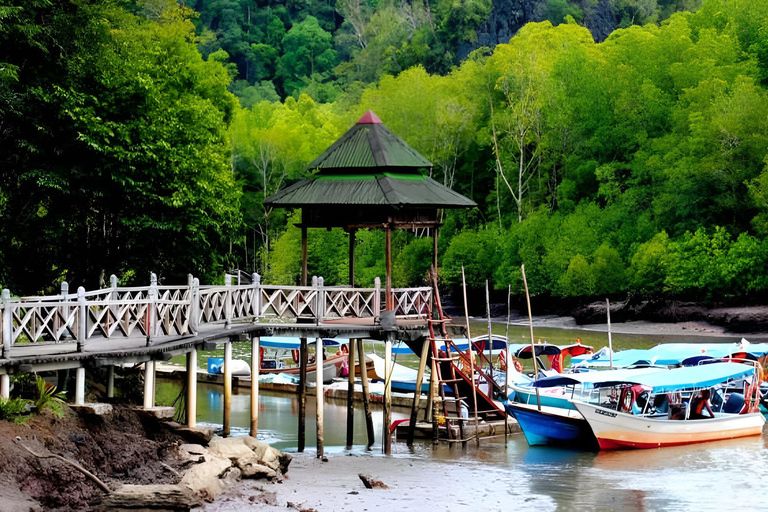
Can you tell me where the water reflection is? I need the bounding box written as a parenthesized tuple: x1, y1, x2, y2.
(158, 379, 768, 511)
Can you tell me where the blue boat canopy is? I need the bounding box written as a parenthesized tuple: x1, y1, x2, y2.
(439, 335, 509, 353)
(594, 362, 756, 393)
(532, 368, 665, 388)
(260, 337, 342, 350)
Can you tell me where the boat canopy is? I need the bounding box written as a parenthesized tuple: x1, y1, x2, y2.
(259, 337, 343, 350)
(571, 342, 768, 369)
(510, 343, 562, 358)
(532, 368, 664, 389)
(439, 335, 509, 353)
(594, 362, 756, 393)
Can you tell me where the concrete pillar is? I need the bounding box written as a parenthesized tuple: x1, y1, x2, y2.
(75, 367, 86, 405)
(223, 341, 232, 437)
(250, 336, 260, 437)
(186, 348, 197, 428)
(298, 337, 308, 452)
(316, 337, 324, 459)
(107, 366, 115, 398)
(357, 338, 374, 448)
(0, 374, 9, 400)
(143, 361, 155, 409)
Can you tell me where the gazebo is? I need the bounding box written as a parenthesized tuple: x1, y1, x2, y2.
(264, 110, 476, 313)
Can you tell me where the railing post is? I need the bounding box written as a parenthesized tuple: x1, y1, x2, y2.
(55, 281, 69, 342)
(374, 277, 382, 317)
(225, 274, 232, 329)
(311, 276, 318, 324)
(317, 276, 324, 325)
(2, 289, 12, 358)
(252, 273, 260, 323)
(77, 287, 87, 352)
(108, 274, 118, 336)
(190, 277, 200, 335)
(147, 273, 157, 346)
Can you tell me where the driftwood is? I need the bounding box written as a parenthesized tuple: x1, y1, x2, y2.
(16, 439, 112, 494)
(358, 473, 388, 489)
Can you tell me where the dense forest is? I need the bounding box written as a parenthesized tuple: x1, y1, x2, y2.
(2, 0, 768, 307)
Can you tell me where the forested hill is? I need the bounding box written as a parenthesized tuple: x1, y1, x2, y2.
(2, 0, 768, 309)
(192, 0, 702, 105)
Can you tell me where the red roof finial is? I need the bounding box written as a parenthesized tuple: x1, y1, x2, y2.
(357, 110, 382, 124)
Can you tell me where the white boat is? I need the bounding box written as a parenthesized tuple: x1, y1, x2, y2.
(573, 362, 765, 450)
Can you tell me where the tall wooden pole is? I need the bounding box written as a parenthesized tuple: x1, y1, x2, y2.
(383, 334, 393, 455)
(486, 280, 493, 372)
(407, 336, 430, 445)
(385, 225, 393, 311)
(298, 337, 308, 452)
(607, 298, 614, 370)
(223, 341, 232, 436)
(301, 225, 308, 287)
(250, 336, 260, 437)
(346, 339, 356, 449)
(186, 348, 197, 428)
(504, 284, 511, 440)
(461, 266, 480, 447)
(349, 229, 356, 287)
(521, 265, 541, 410)
(357, 338, 375, 448)
(316, 337, 324, 458)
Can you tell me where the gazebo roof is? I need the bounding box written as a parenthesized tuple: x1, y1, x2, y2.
(264, 111, 476, 210)
(308, 110, 432, 172)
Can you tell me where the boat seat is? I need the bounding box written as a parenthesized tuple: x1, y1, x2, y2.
(723, 392, 744, 414)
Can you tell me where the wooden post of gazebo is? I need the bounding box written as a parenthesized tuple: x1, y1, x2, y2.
(264, 110, 476, 453)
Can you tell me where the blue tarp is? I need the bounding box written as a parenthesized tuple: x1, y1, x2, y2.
(570, 342, 768, 368)
(439, 335, 509, 353)
(602, 362, 757, 393)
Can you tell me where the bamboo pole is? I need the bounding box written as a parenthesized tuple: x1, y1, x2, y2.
(346, 339, 355, 449)
(250, 336, 260, 437)
(298, 337, 308, 452)
(223, 341, 232, 437)
(486, 280, 493, 373)
(316, 337, 324, 459)
(383, 335, 392, 455)
(521, 265, 541, 410)
(461, 266, 480, 447)
(357, 338, 374, 449)
(607, 298, 614, 370)
(504, 284, 511, 440)
(407, 336, 430, 445)
(186, 349, 197, 428)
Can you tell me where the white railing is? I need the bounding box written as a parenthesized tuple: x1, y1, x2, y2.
(0, 273, 431, 357)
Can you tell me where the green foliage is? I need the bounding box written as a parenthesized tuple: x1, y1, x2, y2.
(34, 376, 66, 418)
(0, 397, 31, 423)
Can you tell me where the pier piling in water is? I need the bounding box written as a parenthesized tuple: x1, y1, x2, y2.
(0, 374, 8, 400)
(186, 348, 197, 428)
(250, 335, 260, 437)
(107, 366, 115, 399)
(357, 338, 375, 448)
(316, 337, 324, 458)
(223, 341, 232, 437)
(298, 337, 308, 452)
(346, 338, 355, 449)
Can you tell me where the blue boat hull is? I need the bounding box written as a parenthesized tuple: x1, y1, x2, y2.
(510, 389, 576, 410)
(507, 403, 596, 449)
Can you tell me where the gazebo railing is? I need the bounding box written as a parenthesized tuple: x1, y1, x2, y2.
(0, 273, 432, 357)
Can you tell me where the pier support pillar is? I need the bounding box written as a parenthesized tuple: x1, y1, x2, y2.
(106, 366, 115, 399)
(223, 341, 232, 437)
(407, 337, 430, 445)
(345, 338, 355, 449)
(357, 338, 374, 448)
(75, 367, 86, 405)
(316, 337, 324, 459)
(143, 361, 155, 409)
(250, 336, 260, 438)
(186, 348, 197, 428)
(348, 229, 356, 287)
(385, 225, 393, 311)
(301, 226, 308, 287)
(0, 374, 9, 400)
(383, 335, 392, 455)
(298, 337, 308, 452)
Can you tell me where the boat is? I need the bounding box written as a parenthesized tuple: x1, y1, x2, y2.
(257, 336, 348, 384)
(504, 367, 664, 447)
(572, 362, 765, 450)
